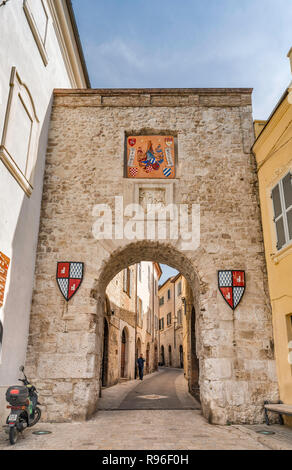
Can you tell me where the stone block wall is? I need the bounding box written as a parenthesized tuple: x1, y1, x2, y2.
(25, 88, 278, 424)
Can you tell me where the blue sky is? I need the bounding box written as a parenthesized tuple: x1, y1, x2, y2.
(159, 264, 179, 286)
(73, 0, 291, 119)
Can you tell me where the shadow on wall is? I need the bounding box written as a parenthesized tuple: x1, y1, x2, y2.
(0, 95, 53, 386)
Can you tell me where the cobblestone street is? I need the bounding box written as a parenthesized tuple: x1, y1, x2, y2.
(1, 369, 292, 450)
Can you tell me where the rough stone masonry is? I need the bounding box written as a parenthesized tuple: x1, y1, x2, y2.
(25, 88, 279, 424)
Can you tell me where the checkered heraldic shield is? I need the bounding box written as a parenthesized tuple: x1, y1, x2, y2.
(56, 262, 84, 301)
(218, 270, 245, 310)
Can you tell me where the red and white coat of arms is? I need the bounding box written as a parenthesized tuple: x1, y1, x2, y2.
(56, 262, 84, 301)
(218, 270, 245, 310)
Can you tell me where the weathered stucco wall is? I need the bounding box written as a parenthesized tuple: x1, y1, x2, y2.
(25, 88, 278, 424)
(0, 1, 88, 426)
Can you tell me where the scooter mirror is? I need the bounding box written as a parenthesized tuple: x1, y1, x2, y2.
(19, 365, 24, 372)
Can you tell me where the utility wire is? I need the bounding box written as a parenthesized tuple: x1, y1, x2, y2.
(0, 0, 10, 7)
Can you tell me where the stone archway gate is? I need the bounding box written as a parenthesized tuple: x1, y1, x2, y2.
(26, 88, 278, 425)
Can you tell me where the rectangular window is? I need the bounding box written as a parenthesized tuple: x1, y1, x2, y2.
(167, 312, 172, 326)
(0, 68, 39, 196)
(159, 318, 164, 330)
(138, 262, 142, 282)
(272, 172, 292, 250)
(159, 296, 164, 306)
(167, 289, 171, 300)
(23, 0, 49, 65)
(177, 282, 182, 296)
(123, 268, 132, 296)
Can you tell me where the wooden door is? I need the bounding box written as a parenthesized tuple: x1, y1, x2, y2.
(121, 330, 126, 377)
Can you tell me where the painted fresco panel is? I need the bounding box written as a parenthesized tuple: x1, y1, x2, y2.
(0, 251, 10, 307)
(127, 135, 175, 179)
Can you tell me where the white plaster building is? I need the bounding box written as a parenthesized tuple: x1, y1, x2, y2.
(0, 0, 89, 423)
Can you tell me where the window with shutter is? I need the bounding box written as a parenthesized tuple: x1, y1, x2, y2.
(272, 172, 292, 250)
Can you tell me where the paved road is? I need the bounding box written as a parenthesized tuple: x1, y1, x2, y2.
(119, 367, 200, 410)
(1, 409, 285, 450)
(1, 369, 292, 449)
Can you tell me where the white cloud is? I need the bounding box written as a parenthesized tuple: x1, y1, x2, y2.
(80, 0, 292, 119)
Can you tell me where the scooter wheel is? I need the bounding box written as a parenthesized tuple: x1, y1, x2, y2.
(30, 407, 41, 426)
(9, 426, 19, 445)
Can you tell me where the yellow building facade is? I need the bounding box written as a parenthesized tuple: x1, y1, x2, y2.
(253, 49, 292, 412)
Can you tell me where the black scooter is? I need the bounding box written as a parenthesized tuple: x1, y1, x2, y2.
(4, 366, 41, 445)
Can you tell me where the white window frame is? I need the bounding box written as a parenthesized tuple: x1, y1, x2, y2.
(23, 0, 49, 66)
(271, 172, 292, 251)
(0, 67, 39, 196)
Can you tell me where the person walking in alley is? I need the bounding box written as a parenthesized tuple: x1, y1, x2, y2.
(137, 353, 145, 380)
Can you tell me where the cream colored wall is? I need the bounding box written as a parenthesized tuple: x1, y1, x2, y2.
(253, 89, 292, 412)
(159, 275, 184, 368)
(105, 266, 137, 383)
(106, 262, 159, 379)
(137, 262, 159, 373)
(159, 278, 173, 365)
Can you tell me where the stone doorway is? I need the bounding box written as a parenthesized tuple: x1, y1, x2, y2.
(160, 345, 165, 366)
(179, 345, 184, 369)
(146, 343, 150, 374)
(168, 345, 172, 366)
(26, 238, 277, 424)
(100, 252, 202, 402)
(121, 328, 128, 378)
(101, 318, 109, 387)
(136, 337, 142, 379)
(154, 342, 158, 371)
(190, 307, 200, 402)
